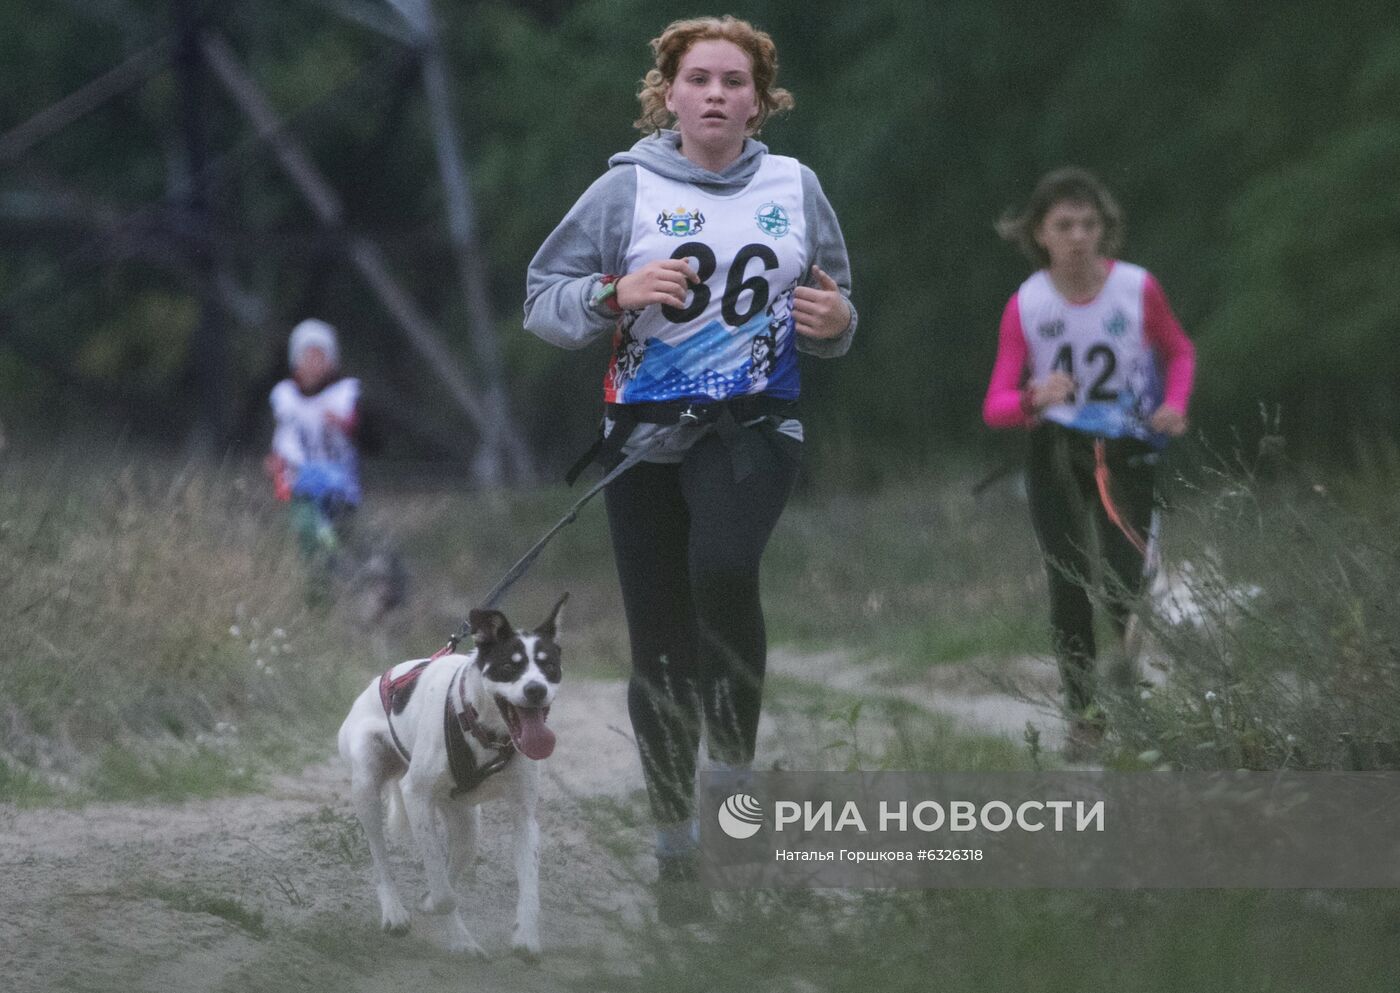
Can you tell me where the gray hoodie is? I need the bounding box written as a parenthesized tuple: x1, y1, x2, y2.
(523, 131, 857, 360)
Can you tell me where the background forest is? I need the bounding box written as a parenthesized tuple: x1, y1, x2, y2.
(4, 0, 1398, 477)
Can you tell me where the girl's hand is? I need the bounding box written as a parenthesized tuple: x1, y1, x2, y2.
(1149, 405, 1188, 437)
(1029, 370, 1076, 412)
(324, 411, 354, 436)
(793, 266, 851, 340)
(264, 453, 292, 501)
(615, 259, 700, 310)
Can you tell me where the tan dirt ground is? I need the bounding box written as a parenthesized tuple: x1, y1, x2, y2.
(0, 649, 1074, 993)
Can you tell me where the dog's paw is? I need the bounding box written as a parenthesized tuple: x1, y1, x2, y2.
(418, 891, 457, 915)
(379, 902, 411, 936)
(510, 930, 542, 962)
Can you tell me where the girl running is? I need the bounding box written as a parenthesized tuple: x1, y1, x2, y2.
(983, 167, 1195, 757)
(524, 15, 856, 922)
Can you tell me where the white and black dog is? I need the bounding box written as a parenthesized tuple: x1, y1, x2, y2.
(337, 595, 566, 957)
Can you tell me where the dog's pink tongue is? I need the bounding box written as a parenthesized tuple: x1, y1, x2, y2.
(515, 708, 555, 760)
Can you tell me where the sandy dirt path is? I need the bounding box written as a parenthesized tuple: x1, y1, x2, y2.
(768, 647, 1074, 751)
(0, 650, 1062, 993)
(0, 680, 657, 993)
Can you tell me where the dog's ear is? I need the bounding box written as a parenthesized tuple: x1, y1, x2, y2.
(536, 592, 569, 641)
(468, 608, 511, 646)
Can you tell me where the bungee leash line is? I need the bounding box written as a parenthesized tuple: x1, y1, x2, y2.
(1093, 438, 1148, 556)
(427, 437, 662, 661)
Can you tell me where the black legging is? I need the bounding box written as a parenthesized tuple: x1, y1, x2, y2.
(604, 425, 799, 825)
(1025, 423, 1157, 717)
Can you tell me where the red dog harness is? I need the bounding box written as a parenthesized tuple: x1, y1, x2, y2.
(377, 662, 519, 797)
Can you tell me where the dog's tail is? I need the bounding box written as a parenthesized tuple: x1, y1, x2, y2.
(383, 778, 409, 839)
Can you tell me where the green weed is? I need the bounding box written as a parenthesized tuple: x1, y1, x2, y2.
(88, 742, 260, 802)
(581, 889, 1400, 993)
(1101, 439, 1400, 771)
(299, 804, 367, 866)
(0, 756, 60, 805)
(139, 881, 268, 939)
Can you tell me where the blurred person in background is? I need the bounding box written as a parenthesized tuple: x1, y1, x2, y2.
(523, 15, 856, 922)
(982, 167, 1195, 759)
(266, 318, 402, 614)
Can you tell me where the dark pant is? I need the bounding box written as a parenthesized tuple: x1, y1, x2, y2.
(1025, 424, 1157, 717)
(604, 426, 799, 825)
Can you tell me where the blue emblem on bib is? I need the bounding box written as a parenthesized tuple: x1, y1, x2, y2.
(1104, 308, 1128, 337)
(657, 207, 705, 237)
(755, 202, 790, 238)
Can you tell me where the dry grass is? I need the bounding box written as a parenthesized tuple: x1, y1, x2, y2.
(0, 452, 368, 789)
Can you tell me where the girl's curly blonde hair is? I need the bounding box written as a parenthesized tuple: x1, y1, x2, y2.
(634, 16, 794, 135)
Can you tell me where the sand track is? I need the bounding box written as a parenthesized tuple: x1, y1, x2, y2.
(0, 650, 1066, 993)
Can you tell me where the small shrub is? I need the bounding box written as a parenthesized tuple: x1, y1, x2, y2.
(1104, 439, 1400, 770)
